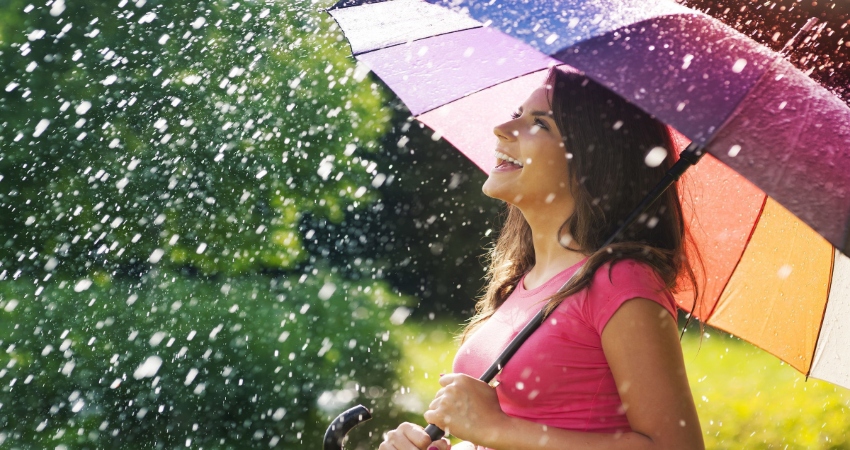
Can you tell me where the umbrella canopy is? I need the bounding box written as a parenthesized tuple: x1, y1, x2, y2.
(328, 0, 850, 389)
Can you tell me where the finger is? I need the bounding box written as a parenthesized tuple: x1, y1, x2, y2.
(384, 428, 420, 450)
(438, 373, 458, 387)
(423, 409, 448, 432)
(398, 422, 432, 449)
(378, 441, 397, 450)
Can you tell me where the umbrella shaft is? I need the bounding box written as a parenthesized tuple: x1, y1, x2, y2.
(602, 142, 705, 249)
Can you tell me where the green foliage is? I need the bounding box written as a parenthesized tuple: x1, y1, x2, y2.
(0, 271, 409, 449)
(0, 0, 390, 278)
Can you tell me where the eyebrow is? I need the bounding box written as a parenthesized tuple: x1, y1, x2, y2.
(517, 107, 553, 117)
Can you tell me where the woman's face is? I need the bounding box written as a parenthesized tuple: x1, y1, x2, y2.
(482, 86, 573, 210)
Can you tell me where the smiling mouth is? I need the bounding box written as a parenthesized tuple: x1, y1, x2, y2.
(495, 150, 523, 169)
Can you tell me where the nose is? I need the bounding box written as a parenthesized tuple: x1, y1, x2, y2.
(493, 119, 517, 142)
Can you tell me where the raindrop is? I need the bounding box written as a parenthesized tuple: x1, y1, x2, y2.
(75, 101, 92, 115)
(731, 58, 747, 73)
(133, 356, 163, 379)
(3, 300, 18, 312)
(149, 332, 167, 347)
(389, 306, 411, 325)
(138, 11, 156, 24)
(26, 29, 46, 41)
(74, 279, 92, 292)
(49, 0, 65, 16)
(184, 368, 199, 385)
(71, 399, 85, 413)
(318, 282, 336, 300)
(32, 119, 50, 137)
(728, 145, 742, 157)
(44, 257, 59, 271)
(148, 249, 164, 263)
(352, 61, 371, 82)
(644, 146, 667, 167)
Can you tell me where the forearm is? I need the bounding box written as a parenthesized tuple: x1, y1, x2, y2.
(476, 415, 657, 450)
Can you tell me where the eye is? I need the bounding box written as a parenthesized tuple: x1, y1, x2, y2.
(510, 110, 521, 119)
(534, 118, 549, 130)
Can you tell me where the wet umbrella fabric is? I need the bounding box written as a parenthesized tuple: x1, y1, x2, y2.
(328, 0, 850, 390)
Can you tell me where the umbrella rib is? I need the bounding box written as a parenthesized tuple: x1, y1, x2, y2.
(807, 248, 837, 378)
(705, 194, 768, 322)
(348, 25, 484, 57)
(412, 66, 556, 117)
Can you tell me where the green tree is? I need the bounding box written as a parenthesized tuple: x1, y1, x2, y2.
(0, 0, 390, 278)
(0, 0, 418, 448)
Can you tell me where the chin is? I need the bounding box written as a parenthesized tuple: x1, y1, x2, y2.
(482, 181, 520, 205)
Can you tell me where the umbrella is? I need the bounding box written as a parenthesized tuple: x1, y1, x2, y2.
(324, 0, 850, 446)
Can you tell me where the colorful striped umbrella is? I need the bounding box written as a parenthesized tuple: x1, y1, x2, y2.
(328, 0, 850, 389)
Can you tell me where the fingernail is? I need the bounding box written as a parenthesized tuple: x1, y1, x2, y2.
(439, 373, 445, 377)
(428, 447, 439, 450)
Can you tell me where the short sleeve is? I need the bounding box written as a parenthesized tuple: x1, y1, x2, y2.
(584, 260, 678, 335)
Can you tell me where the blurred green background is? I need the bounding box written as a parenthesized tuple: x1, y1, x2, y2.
(0, 0, 848, 448)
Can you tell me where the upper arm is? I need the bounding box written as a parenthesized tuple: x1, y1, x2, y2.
(601, 298, 704, 450)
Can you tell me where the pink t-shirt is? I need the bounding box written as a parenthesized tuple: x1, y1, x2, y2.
(453, 259, 677, 442)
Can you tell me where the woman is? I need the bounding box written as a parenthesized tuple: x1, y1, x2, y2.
(380, 67, 704, 450)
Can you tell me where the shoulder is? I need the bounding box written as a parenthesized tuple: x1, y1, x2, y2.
(589, 258, 667, 293)
(583, 258, 676, 334)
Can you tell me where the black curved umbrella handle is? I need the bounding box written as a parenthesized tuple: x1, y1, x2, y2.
(323, 404, 372, 450)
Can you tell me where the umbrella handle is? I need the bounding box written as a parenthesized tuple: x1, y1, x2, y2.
(323, 404, 372, 450)
(424, 423, 446, 441)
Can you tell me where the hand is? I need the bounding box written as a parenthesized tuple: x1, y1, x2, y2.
(424, 373, 509, 445)
(378, 422, 451, 450)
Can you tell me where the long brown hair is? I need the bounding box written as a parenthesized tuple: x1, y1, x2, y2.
(462, 67, 702, 341)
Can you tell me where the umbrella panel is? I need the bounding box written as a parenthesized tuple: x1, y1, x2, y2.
(330, 0, 480, 55)
(674, 152, 766, 320)
(357, 27, 556, 116)
(705, 59, 850, 254)
(811, 250, 850, 387)
(709, 198, 833, 374)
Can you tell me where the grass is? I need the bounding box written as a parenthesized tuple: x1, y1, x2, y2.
(395, 318, 850, 449)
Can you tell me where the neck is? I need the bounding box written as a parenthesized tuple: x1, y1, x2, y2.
(519, 200, 586, 278)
